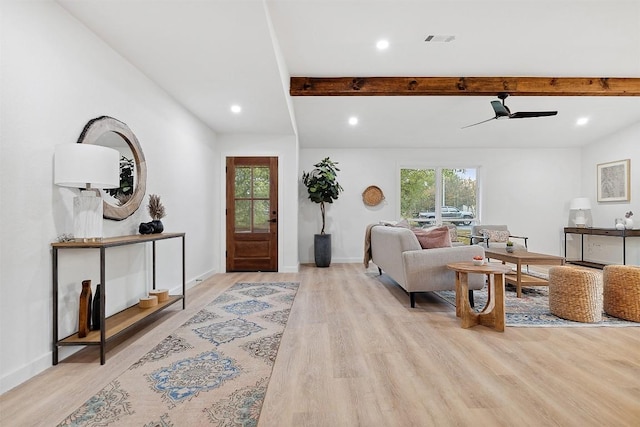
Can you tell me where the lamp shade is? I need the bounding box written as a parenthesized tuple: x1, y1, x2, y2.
(570, 197, 591, 211)
(55, 144, 119, 189)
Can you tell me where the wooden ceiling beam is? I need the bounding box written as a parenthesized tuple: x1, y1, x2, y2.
(290, 76, 640, 96)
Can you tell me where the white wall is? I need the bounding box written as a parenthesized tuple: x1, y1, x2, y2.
(0, 1, 218, 393)
(299, 147, 581, 265)
(578, 122, 640, 265)
(217, 134, 299, 273)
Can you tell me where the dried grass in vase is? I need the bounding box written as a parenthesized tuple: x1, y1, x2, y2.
(147, 194, 166, 220)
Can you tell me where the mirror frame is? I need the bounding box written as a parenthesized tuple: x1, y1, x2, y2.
(77, 116, 147, 220)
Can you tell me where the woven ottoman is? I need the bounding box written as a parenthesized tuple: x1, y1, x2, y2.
(603, 265, 640, 322)
(548, 266, 603, 323)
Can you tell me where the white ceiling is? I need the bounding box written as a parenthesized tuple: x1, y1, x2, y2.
(57, 0, 640, 149)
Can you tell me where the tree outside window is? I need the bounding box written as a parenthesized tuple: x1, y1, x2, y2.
(400, 167, 477, 242)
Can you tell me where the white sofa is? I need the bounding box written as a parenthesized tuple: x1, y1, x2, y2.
(368, 225, 486, 307)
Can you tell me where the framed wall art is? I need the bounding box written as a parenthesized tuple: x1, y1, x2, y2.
(597, 159, 630, 202)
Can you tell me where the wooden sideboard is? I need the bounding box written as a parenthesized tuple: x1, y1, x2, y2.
(52, 233, 186, 365)
(564, 227, 640, 269)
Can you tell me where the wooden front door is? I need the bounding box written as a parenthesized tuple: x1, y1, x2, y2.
(226, 157, 278, 272)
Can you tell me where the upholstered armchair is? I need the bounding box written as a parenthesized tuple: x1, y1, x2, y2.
(469, 224, 528, 250)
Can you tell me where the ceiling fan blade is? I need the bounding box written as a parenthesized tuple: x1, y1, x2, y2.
(491, 100, 510, 117)
(509, 111, 558, 119)
(461, 117, 496, 129)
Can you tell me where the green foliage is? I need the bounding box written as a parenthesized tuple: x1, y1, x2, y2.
(400, 169, 436, 218)
(442, 169, 476, 212)
(400, 168, 477, 218)
(233, 166, 271, 232)
(302, 157, 344, 234)
(105, 156, 134, 206)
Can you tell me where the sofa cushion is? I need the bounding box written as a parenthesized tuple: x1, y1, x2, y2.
(480, 229, 510, 243)
(412, 226, 452, 249)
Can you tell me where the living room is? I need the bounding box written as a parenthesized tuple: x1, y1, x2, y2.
(1, 0, 639, 422)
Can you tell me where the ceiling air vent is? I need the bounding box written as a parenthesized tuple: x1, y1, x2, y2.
(425, 35, 455, 42)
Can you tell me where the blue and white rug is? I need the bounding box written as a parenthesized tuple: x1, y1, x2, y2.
(58, 282, 299, 426)
(436, 284, 640, 327)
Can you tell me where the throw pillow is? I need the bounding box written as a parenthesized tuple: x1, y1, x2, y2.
(481, 229, 510, 243)
(413, 226, 452, 249)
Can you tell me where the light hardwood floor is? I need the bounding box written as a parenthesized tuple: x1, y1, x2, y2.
(2, 264, 639, 426)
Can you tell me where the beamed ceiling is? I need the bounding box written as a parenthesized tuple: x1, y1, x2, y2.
(290, 77, 640, 96)
(57, 0, 640, 149)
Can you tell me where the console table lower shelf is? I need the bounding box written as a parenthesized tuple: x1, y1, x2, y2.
(52, 233, 186, 365)
(58, 295, 183, 346)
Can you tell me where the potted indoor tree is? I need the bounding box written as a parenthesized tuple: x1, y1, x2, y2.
(302, 157, 344, 267)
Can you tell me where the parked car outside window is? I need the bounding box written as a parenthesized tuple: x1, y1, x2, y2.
(418, 206, 474, 225)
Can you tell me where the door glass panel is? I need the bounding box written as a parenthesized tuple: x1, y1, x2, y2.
(234, 165, 272, 233)
(253, 167, 270, 198)
(235, 167, 251, 197)
(253, 200, 270, 232)
(235, 200, 251, 232)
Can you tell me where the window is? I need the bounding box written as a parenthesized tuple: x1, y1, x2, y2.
(234, 166, 270, 232)
(400, 167, 478, 242)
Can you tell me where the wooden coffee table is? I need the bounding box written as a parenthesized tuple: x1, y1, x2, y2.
(484, 248, 565, 297)
(447, 261, 513, 332)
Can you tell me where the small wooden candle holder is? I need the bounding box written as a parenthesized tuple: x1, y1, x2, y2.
(138, 296, 158, 309)
(149, 289, 169, 303)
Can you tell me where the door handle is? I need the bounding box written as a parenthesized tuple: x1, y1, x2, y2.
(269, 218, 277, 223)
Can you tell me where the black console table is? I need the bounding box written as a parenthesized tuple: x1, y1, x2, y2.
(52, 233, 186, 365)
(564, 227, 640, 269)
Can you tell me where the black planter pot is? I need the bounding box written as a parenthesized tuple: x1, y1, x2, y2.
(151, 220, 164, 233)
(314, 234, 331, 267)
(139, 222, 154, 234)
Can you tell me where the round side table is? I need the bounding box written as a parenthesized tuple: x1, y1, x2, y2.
(446, 261, 513, 331)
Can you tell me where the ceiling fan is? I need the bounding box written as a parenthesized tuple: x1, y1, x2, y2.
(462, 93, 558, 129)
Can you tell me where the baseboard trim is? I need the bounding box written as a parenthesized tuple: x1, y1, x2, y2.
(0, 352, 51, 394)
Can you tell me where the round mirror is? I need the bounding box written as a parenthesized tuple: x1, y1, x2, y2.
(77, 116, 147, 220)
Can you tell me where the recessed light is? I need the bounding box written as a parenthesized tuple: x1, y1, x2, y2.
(348, 116, 358, 126)
(576, 117, 589, 126)
(230, 104, 242, 114)
(376, 39, 389, 50)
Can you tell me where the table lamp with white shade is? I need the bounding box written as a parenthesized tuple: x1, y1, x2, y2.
(569, 197, 591, 228)
(55, 143, 120, 241)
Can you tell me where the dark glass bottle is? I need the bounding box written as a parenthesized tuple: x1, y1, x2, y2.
(92, 284, 102, 331)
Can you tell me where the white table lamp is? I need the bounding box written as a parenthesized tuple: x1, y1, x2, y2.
(570, 197, 591, 228)
(55, 144, 119, 241)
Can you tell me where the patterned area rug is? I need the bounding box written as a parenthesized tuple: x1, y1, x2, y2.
(58, 282, 299, 426)
(435, 284, 640, 327)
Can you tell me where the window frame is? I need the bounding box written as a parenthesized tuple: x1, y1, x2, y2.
(397, 164, 481, 226)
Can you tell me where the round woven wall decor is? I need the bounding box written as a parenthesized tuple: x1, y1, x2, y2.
(362, 185, 384, 206)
